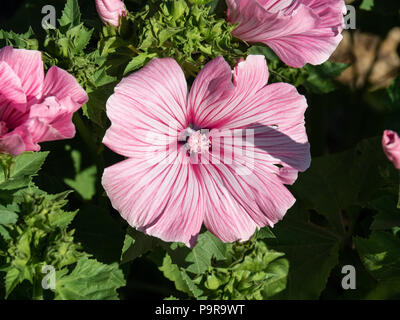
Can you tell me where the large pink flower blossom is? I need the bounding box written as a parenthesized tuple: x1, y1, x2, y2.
(95, 0, 127, 27)
(226, 0, 346, 68)
(0, 46, 88, 156)
(382, 130, 400, 170)
(102, 55, 311, 247)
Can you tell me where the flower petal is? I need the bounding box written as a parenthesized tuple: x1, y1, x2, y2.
(25, 97, 78, 147)
(0, 133, 25, 156)
(102, 150, 204, 247)
(199, 164, 258, 243)
(203, 135, 297, 231)
(187, 56, 234, 127)
(0, 47, 44, 99)
(223, 82, 311, 172)
(265, 29, 343, 68)
(227, 0, 345, 67)
(42, 66, 88, 108)
(103, 58, 188, 158)
(198, 55, 269, 128)
(0, 61, 27, 113)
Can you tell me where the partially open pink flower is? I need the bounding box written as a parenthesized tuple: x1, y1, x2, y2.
(95, 0, 127, 27)
(382, 130, 400, 170)
(102, 55, 310, 247)
(0, 46, 88, 156)
(226, 0, 346, 68)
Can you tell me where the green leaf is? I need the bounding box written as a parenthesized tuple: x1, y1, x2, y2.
(355, 231, 400, 299)
(370, 196, 400, 230)
(5, 268, 20, 298)
(0, 152, 48, 190)
(265, 205, 341, 299)
(257, 227, 276, 239)
(387, 75, 400, 110)
(63, 148, 97, 201)
(189, 0, 213, 5)
(73, 204, 125, 264)
(293, 137, 397, 235)
(181, 270, 204, 298)
(90, 67, 117, 88)
(0, 205, 18, 240)
(303, 62, 348, 94)
(64, 166, 97, 201)
(268, 137, 397, 298)
(55, 257, 125, 300)
(0, 206, 18, 226)
(261, 257, 289, 299)
(207, 0, 220, 13)
(248, 45, 279, 62)
(0, 27, 38, 49)
(355, 231, 400, 281)
(360, 0, 374, 11)
(159, 254, 192, 296)
(68, 25, 93, 53)
(59, 0, 81, 28)
(121, 228, 162, 264)
(124, 52, 158, 75)
(185, 232, 227, 274)
(83, 81, 116, 127)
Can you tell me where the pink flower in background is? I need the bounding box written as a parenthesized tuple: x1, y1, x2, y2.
(95, 0, 127, 27)
(382, 130, 400, 170)
(0, 46, 88, 156)
(226, 0, 346, 68)
(102, 55, 310, 247)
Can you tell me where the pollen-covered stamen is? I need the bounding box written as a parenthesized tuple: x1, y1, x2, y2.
(184, 128, 211, 154)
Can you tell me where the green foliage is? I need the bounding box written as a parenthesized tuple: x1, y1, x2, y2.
(370, 196, 400, 230)
(0, 152, 125, 300)
(159, 234, 289, 300)
(0, 152, 48, 191)
(54, 257, 125, 300)
(360, 0, 375, 11)
(121, 227, 164, 264)
(1, 188, 81, 298)
(58, 0, 81, 29)
(0, 27, 38, 49)
(63, 148, 97, 201)
(249, 45, 348, 94)
(387, 75, 400, 110)
(101, 0, 242, 78)
(43, 0, 116, 129)
(355, 231, 400, 299)
(262, 137, 399, 299)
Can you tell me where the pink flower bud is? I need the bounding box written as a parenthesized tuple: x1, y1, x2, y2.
(95, 0, 127, 27)
(382, 130, 400, 170)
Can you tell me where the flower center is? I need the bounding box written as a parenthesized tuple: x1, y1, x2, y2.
(0, 121, 8, 136)
(183, 128, 210, 154)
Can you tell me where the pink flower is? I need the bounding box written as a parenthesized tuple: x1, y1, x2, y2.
(0, 46, 88, 156)
(95, 0, 127, 27)
(102, 55, 310, 247)
(226, 0, 346, 68)
(382, 130, 400, 170)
